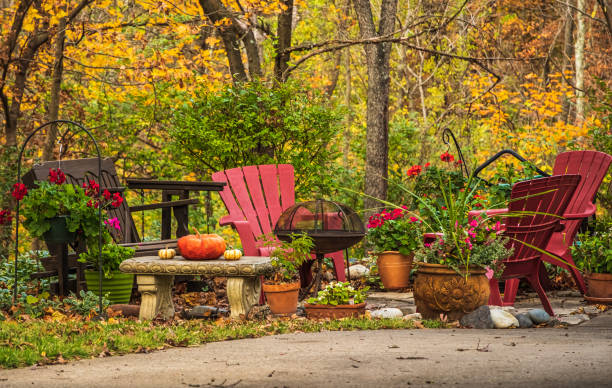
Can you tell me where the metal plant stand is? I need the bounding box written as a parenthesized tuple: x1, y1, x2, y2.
(13, 120, 105, 316)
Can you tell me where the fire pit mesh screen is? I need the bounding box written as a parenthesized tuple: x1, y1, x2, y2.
(274, 199, 365, 254)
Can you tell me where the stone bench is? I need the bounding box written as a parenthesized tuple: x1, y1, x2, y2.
(119, 256, 273, 320)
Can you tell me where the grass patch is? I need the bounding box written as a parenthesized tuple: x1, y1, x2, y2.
(0, 317, 446, 369)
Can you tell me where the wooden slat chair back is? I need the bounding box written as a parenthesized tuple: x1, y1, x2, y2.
(212, 164, 346, 286)
(541, 150, 612, 292)
(489, 174, 581, 315)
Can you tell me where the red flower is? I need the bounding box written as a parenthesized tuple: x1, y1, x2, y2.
(87, 200, 99, 208)
(407, 165, 422, 176)
(84, 180, 100, 197)
(12, 183, 27, 201)
(440, 152, 454, 163)
(111, 192, 124, 208)
(441, 206, 447, 210)
(473, 202, 483, 208)
(425, 162, 431, 168)
(103, 189, 111, 201)
(0, 209, 12, 225)
(48, 168, 66, 184)
(454, 160, 463, 166)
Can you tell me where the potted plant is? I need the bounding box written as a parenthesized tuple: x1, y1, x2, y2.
(304, 281, 368, 319)
(262, 233, 314, 315)
(410, 158, 511, 320)
(571, 217, 612, 302)
(79, 242, 136, 304)
(15, 168, 124, 246)
(366, 207, 423, 289)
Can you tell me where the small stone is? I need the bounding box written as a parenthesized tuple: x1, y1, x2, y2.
(528, 309, 551, 324)
(582, 305, 600, 315)
(515, 313, 534, 328)
(460, 306, 494, 329)
(490, 308, 519, 329)
(403, 313, 422, 320)
(557, 314, 590, 325)
(346, 264, 370, 278)
(370, 307, 403, 319)
(490, 305, 518, 316)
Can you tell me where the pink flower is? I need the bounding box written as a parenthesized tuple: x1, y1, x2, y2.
(485, 266, 494, 280)
(104, 217, 121, 231)
(469, 219, 478, 228)
(495, 221, 502, 232)
(409, 216, 418, 222)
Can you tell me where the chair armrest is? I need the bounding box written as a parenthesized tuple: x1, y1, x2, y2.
(218, 218, 259, 256)
(129, 199, 198, 212)
(125, 179, 226, 192)
(563, 203, 596, 220)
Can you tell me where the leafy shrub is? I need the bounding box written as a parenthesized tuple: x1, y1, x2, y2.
(171, 80, 342, 197)
(79, 243, 135, 279)
(571, 217, 612, 274)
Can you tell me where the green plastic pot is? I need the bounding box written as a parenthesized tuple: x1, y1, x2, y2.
(85, 270, 134, 305)
(43, 216, 76, 244)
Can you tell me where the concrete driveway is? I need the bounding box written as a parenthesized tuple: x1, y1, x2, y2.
(1, 311, 611, 388)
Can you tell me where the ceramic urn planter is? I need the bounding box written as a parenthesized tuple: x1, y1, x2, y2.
(376, 251, 413, 290)
(413, 262, 490, 320)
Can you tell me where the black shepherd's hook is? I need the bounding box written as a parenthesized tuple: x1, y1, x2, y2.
(13, 120, 105, 316)
(441, 128, 469, 178)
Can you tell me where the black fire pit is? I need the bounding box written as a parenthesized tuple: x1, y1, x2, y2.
(274, 199, 365, 294)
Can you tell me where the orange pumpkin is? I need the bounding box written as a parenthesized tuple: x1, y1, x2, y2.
(177, 229, 226, 260)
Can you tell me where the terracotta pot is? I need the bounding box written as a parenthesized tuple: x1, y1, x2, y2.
(413, 262, 490, 320)
(585, 272, 612, 300)
(304, 302, 366, 319)
(263, 281, 300, 315)
(376, 251, 413, 290)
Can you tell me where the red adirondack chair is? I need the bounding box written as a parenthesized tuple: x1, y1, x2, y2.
(471, 150, 612, 302)
(211, 164, 346, 287)
(488, 175, 581, 315)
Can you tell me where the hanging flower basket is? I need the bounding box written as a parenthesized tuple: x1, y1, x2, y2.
(42, 215, 77, 244)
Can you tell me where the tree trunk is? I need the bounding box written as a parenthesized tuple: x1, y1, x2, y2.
(274, 0, 294, 82)
(43, 16, 67, 160)
(343, 50, 352, 167)
(352, 0, 398, 217)
(575, 0, 586, 124)
(561, 2, 574, 123)
(198, 0, 248, 83)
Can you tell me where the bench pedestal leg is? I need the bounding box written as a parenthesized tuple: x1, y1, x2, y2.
(227, 277, 261, 319)
(137, 275, 175, 320)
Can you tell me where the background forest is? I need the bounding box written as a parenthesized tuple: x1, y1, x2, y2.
(1, 0, 611, 257)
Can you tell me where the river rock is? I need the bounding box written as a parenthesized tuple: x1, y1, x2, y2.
(515, 313, 534, 328)
(557, 314, 590, 325)
(528, 309, 551, 324)
(403, 313, 422, 320)
(346, 264, 370, 278)
(459, 306, 494, 329)
(490, 308, 519, 328)
(370, 307, 403, 319)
